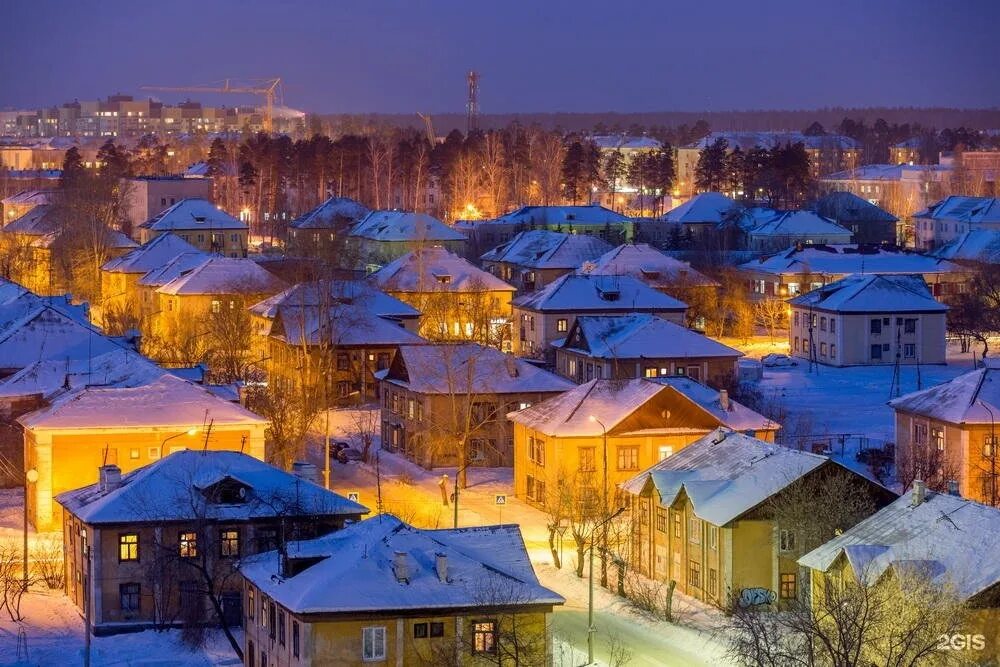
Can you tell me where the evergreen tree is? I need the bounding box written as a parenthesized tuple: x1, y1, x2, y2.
(646, 146, 676, 215)
(695, 137, 728, 192)
(803, 121, 826, 136)
(561, 141, 586, 205)
(603, 150, 626, 211)
(206, 138, 229, 177)
(60, 147, 86, 185)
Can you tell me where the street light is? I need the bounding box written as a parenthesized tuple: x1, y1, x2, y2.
(23, 468, 38, 591)
(587, 506, 626, 665)
(452, 449, 484, 529)
(589, 415, 610, 588)
(160, 428, 199, 459)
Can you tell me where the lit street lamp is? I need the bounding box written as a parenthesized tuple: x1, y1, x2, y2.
(160, 427, 199, 459)
(23, 468, 38, 591)
(587, 506, 626, 665)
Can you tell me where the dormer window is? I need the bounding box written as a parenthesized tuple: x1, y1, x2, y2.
(193, 215, 206, 223)
(434, 273, 452, 284)
(598, 289, 620, 301)
(640, 268, 661, 279)
(201, 476, 250, 504)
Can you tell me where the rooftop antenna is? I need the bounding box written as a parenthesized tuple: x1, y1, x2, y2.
(466, 71, 480, 135)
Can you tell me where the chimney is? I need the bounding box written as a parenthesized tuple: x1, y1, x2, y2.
(435, 552, 448, 583)
(911, 479, 926, 506)
(393, 551, 410, 584)
(719, 389, 730, 411)
(99, 464, 122, 493)
(292, 461, 319, 484)
(947, 480, 961, 497)
(504, 355, 519, 378)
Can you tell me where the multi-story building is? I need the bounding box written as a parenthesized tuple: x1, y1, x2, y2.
(240, 515, 563, 667)
(912, 196, 1000, 251)
(1, 189, 53, 225)
(787, 274, 947, 367)
(349, 210, 466, 270)
(379, 343, 573, 467)
(480, 230, 612, 293)
(661, 192, 743, 238)
(592, 134, 666, 213)
(286, 197, 370, 259)
(511, 273, 687, 358)
(624, 428, 893, 608)
(510, 378, 776, 507)
(732, 208, 854, 252)
(56, 451, 367, 635)
(134, 198, 248, 256)
(819, 164, 953, 224)
(124, 177, 214, 235)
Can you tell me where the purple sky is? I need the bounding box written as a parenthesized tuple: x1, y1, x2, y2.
(2, 0, 998, 114)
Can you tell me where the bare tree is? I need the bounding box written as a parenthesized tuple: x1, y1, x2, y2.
(755, 298, 788, 343)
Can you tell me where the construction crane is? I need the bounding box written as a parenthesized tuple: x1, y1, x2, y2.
(140, 78, 283, 132)
(416, 113, 436, 145)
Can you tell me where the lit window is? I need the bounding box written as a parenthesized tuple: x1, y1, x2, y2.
(472, 620, 497, 654)
(130, 448, 140, 460)
(119, 533, 139, 561)
(211, 300, 221, 313)
(556, 318, 568, 332)
(780, 573, 797, 599)
(220, 529, 239, 557)
(657, 445, 673, 461)
(179, 531, 198, 558)
(616, 446, 639, 471)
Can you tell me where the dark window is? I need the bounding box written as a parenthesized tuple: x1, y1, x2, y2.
(119, 533, 139, 561)
(430, 621, 445, 637)
(870, 344, 882, 360)
(256, 528, 278, 553)
(904, 318, 917, 333)
(220, 529, 239, 557)
(336, 353, 349, 370)
(119, 582, 140, 613)
(278, 609, 286, 646)
(689, 560, 702, 589)
(292, 621, 300, 657)
(248, 641, 255, 667)
(870, 318, 882, 335)
(413, 622, 429, 638)
(268, 602, 276, 640)
(472, 620, 497, 654)
(655, 508, 667, 532)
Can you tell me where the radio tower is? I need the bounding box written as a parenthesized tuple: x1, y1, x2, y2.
(466, 71, 480, 135)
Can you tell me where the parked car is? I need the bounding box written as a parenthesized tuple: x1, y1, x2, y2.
(337, 447, 364, 463)
(761, 353, 797, 368)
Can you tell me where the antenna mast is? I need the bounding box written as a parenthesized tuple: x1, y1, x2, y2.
(466, 71, 480, 135)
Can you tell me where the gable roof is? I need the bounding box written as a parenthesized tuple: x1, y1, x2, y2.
(0, 349, 165, 401)
(240, 515, 562, 615)
(653, 377, 777, 432)
(813, 191, 898, 223)
(19, 374, 267, 430)
(487, 205, 631, 227)
(369, 247, 514, 293)
(931, 229, 1000, 263)
(662, 193, 741, 225)
(137, 251, 210, 287)
(385, 343, 574, 395)
(916, 196, 1000, 224)
(56, 449, 367, 524)
(798, 491, 1000, 601)
(686, 131, 860, 151)
(0, 305, 129, 371)
(249, 280, 420, 320)
(1, 189, 53, 207)
(156, 256, 287, 296)
(138, 198, 247, 231)
(557, 314, 741, 360)
(289, 197, 370, 230)
(788, 273, 947, 313)
(102, 232, 203, 274)
(623, 428, 829, 525)
(2, 203, 62, 236)
(740, 245, 962, 277)
(481, 230, 612, 270)
(512, 273, 686, 313)
(739, 209, 853, 238)
(888, 365, 1000, 425)
(579, 243, 716, 288)
(592, 135, 663, 151)
(271, 304, 426, 347)
(350, 210, 465, 243)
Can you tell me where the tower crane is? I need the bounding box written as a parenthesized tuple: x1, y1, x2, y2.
(140, 78, 283, 132)
(416, 113, 437, 145)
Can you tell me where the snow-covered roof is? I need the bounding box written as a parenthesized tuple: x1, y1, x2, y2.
(512, 273, 686, 313)
(653, 377, 777, 432)
(798, 491, 1000, 601)
(370, 247, 514, 293)
(2, 203, 61, 236)
(888, 366, 1000, 425)
(0, 305, 128, 371)
(788, 274, 947, 314)
(240, 515, 562, 615)
(102, 233, 202, 274)
(685, 131, 860, 151)
(137, 252, 210, 287)
(622, 428, 828, 525)
(662, 193, 742, 225)
(385, 343, 574, 396)
(0, 348, 164, 401)
(557, 314, 741, 360)
(486, 205, 631, 227)
(916, 196, 1000, 224)
(739, 209, 853, 239)
(290, 197, 370, 230)
(813, 191, 898, 223)
(579, 243, 716, 288)
(1, 189, 53, 206)
(29, 228, 136, 251)
(138, 198, 247, 231)
(592, 135, 663, 150)
(156, 257, 287, 296)
(183, 161, 210, 178)
(823, 164, 953, 182)
(481, 230, 612, 270)
(56, 450, 367, 525)
(19, 374, 267, 430)
(931, 229, 1000, 263)
(350, 210, 465, 243)
(249, 280, 420, 320)
(739, 245, 962, 277)
(271, 304, 426, 347)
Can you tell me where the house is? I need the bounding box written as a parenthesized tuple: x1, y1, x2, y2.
(0, 203, 137, 296)
(21, 373, 269, 531)
(913, 196, 1000, 251)
(123, 176, 213, 235)
(738, 244, 968, 302)
(263, 300, 426, 405)
(369, 247, 515, 349)
(134, 198, 248, 256)
(733, 208, 853, 252)
(798, 485, 1000, 643)
(480, 230, 612, 293)
(931, 229, 1000, 265)
(510, 378, 776, 507)
(623, 428, 892, 608)
(134, 250, 213, 324)
(510, 273, 687, 358)
(788, 274, 947, 367)
(553, 314, 742, 388)
(819, 164, 953, 223)
(661, 192, 742, 237)
(812, 191, 898, 245)
(888, 362, 1000, 505)
(149, 256, 287, 363)
(286, 196, 370, 258)
(240, 515, 563, 667)
(349, 210, 466, 270)
(379, 343, 574, 467)
(1, 188, 52, 224)
(99, 232, 204, 329)
(56, 450, 367, 635)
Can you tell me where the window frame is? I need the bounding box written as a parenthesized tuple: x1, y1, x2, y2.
(178, 531, 198, 559)
(780, 572, 797, 599)
(362, 625, 387, 662)
(119, 582, 140, 614)
(219, 528, 240, 558)
(472, 619, 498, 654)
(119, 533, 139, 562)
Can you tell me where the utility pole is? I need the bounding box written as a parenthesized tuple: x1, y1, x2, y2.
(466, 71, 480, 135)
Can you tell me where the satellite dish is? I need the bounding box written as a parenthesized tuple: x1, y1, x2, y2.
(238, 487, 246, 499)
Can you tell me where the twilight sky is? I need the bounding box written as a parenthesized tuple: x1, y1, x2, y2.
(2, 0, 998, 114)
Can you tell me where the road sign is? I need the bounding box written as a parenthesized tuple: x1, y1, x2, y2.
(347, 492, 360, 502)
(495, 494, 507, 505)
